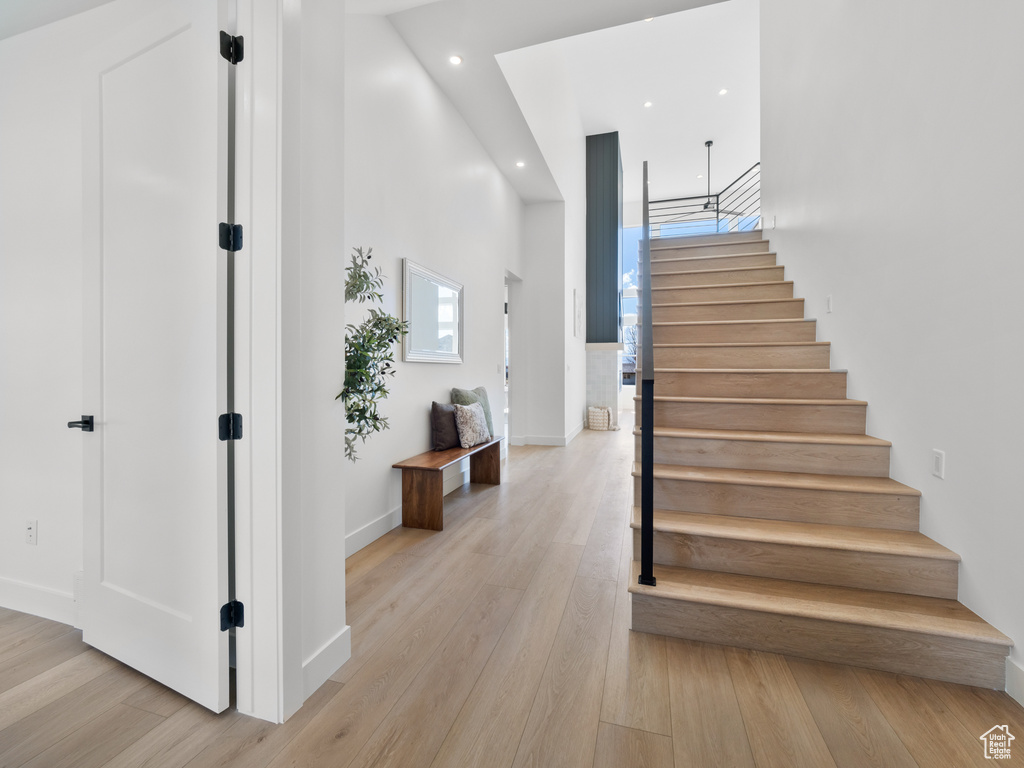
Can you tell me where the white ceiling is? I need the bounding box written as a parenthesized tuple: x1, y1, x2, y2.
(384, 0, 759, 209)
(498, 0, 760, 210)
(5, 0, 759, 212)
(385, 0, 738, 203)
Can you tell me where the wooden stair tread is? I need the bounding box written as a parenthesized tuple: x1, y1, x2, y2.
(628, 562, 1011, 646)
(633, 425, 891, 447)
(653, 341, 829, 348)
(651, 264, 781, 277)
(631, 462, 921, 496)
(652, 297, 802, 308)
(634, 394, 866, 405)
(653, 367, 844, 374)
(653, 318, 811, 327)
(651, 280, 793, 292)
(652, 249, 773, 260)
(629, 507, 956, 560)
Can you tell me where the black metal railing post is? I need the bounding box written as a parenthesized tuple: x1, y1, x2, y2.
(639, 161, 656, 587)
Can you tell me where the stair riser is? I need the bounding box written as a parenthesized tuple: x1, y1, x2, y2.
(631, 595, 1006, 689)
(640, 400, 866, 434)
(635, 477, 920, 530)
(653, 266, 785, 288)
(651, 232, 765, 249)
(635, 435, 890, 477)
(655, 345, 829, 370)
(651, 321, 817, 344)
(652, 241, 771, 259)
(653, 371, 847, 399)
(632, 530, 955, 598)
(651, 253, 776, 274)
(652, 282, 793, 304)
(654, 300, 804, 323)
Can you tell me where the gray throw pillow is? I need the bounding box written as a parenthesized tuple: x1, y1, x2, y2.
(430, 402, 459, 451)
(453, 402, 491, 449)
(451, 386, 494, 437)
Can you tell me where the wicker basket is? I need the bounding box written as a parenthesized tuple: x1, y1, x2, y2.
(587, 406, 611, 431)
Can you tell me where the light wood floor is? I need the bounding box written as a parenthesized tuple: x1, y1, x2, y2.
(1, 423, 1022, 767)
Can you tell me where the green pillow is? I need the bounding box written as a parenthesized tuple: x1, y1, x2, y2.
(451, 386, 494, 437)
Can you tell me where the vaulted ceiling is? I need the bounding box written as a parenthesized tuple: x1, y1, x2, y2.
(377, 0, 759, 214)
(3, 0, 759, 216)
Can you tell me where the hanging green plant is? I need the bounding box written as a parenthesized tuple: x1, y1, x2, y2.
(337, 247, 408, 461)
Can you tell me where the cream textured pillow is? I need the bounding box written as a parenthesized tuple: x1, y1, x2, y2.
(451, 386, 494, 437)
(453, 402, 491, 449)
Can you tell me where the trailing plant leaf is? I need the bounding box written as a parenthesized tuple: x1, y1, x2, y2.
(345, 246, 384, 304)
(338, 248, 408, 461)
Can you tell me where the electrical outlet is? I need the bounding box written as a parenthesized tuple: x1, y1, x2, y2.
(826, 295, 833, 313)
(25, 520, 37, 545)
(932, 449, 946, 479)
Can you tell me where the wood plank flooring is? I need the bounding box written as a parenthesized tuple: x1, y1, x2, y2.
(1, 422, 1022, 767)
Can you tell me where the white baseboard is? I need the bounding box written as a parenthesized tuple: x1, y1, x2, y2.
(0, 576, 75, 626)
(522, 435, 567, 447)
(443, 463, 470, 495)
(1007, 656, 1024, 708)
(345, 464, 474, 557)
(345, 506, 402, 555)
(516, 422, 584, 447)
(303, 625, 351, 700)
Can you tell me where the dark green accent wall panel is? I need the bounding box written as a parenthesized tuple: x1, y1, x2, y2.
(586, 132, 623, 344)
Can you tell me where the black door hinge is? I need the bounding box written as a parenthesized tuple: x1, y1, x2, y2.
(219, 223, 243, 252)
(219, 413, 243, 441)
(220, 31, 244, 64)
(220, 600, 244, 631)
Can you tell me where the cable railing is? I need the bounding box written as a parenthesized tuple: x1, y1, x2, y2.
(638, 161, 655, 587)
(648, 162, 760, 239)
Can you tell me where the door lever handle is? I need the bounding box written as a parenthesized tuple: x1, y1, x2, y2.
(67, 415, 94, 432)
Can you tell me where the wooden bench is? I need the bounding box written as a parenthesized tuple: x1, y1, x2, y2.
(392, 437, 503, 530)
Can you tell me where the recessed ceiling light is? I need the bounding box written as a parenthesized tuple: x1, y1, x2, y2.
(644, 101, 653, 108)
(516, 161, 525, 168)
(449, 55, 463, 65)
(718, 88, 728, 95)
(644, 17, 654, 22)
(697, 174, 704, 179)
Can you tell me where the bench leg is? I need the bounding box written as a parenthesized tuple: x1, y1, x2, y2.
(402, 469, 444, 531)
(470, 440, 501, 485)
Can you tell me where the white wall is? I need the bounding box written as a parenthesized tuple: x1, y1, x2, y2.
(287, 0, 351, 717)
(343, 15, 523, 551)
(761, 0, 1024, 698)
(234, 0, 352, 721)
(511, 203, 567, 445)
(498, 45, 589, 441)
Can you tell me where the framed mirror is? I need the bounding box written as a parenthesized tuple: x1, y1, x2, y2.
(403, 259, 464, 364)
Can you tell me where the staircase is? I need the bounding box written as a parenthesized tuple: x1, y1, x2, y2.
(628, 230, 1012, 689)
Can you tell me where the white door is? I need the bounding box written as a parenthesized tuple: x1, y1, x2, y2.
(80, 0, 232, 713)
